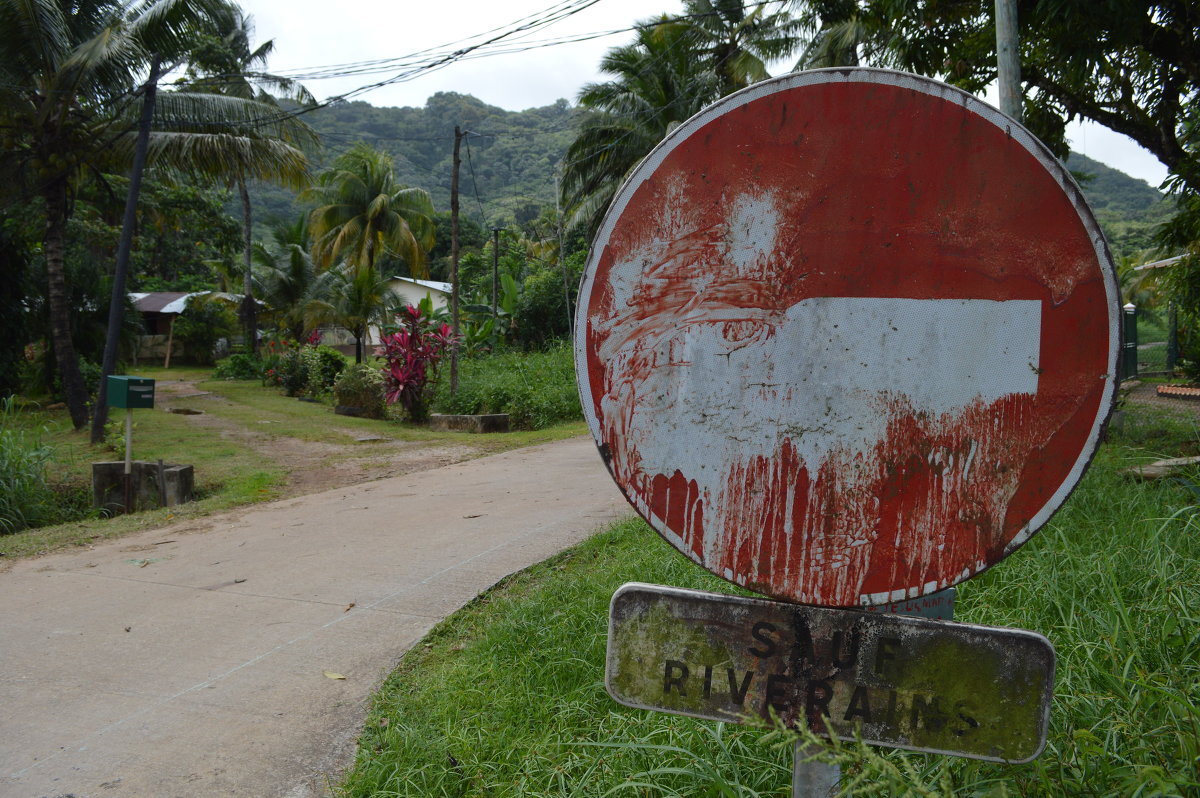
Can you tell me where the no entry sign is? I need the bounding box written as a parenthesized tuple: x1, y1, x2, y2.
(576, 69, 1119, 607)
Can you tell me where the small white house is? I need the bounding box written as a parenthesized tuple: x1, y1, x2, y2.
(386, 276, 452, 311)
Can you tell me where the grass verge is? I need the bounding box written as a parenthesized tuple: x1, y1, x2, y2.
(0, 364, 587, 560)
(339, 404, 1200, 797)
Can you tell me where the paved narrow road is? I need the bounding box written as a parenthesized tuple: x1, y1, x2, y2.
(0, 436, 629, 798)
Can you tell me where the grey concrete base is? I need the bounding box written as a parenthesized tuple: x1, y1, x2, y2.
(92, 461, 194, 513)
(429, 413, 510, 433)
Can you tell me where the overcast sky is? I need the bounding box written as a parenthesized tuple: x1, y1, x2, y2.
(249, 0, 1169, 189)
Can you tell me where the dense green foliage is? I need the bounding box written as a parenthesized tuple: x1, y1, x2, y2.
(340, 403, 1200, 797)
(0, 398, 56, 534)
(333, 362, 386, 418)
(432, 343, 580, 430)
(174, 295, 239, 365)
(249, 93, 578, 233)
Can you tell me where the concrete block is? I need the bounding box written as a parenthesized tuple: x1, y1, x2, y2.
(428, 414, 510, 433)
(92, 461, 194, 514)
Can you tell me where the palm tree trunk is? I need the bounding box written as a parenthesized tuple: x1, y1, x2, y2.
(42, 179, 89, 430)
(91, 55, 160, 444)
(239, 178, 258, 356)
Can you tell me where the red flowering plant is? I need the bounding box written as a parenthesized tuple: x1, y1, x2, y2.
(377, 304, 457, 422)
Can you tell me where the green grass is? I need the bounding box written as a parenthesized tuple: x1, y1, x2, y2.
(0, 363, 587, 559)
(339, 403, 1200, 797)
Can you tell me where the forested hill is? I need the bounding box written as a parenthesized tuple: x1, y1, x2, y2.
(1067, 152, 1173, 258)
(250, 94, 1171, 260)
(251, 92, 578, 229)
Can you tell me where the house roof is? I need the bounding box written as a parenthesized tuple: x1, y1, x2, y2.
(130, 292, 250, 314)
(1135, 255, 1183, 271)
(389, 276, 452, 294)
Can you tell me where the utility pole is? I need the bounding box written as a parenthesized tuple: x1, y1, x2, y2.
(91, 55, 161, 444)
(491, 226, 500, 332)
(449, 126, 463, 395)
(995, 0, 1022, 121)
(554, 169, 572, 335)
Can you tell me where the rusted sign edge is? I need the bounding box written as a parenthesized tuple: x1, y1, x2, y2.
(605, 582, 1055, 764)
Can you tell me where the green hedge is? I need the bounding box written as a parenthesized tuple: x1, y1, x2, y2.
(432, 343, 581, 430)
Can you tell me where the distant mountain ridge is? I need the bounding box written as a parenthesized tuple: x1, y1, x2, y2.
(250, 95, 1171, 260)
(1067, 153, 1172, 259)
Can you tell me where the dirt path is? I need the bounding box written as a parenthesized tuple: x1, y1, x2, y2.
(153, 377, 483, 498)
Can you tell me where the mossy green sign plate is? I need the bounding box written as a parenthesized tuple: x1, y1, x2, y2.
(606, 583, 1054, 763)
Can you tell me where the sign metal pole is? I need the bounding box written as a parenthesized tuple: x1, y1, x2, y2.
(123, 407, 133, 513)
(793, 742, 838, 798)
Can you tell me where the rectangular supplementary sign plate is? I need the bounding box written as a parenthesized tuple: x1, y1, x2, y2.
(606, 583, 1054, 763)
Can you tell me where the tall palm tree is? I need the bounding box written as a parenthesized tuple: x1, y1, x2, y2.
(183, 6, 316, 354)
(253, 215, 318, 342)
(560, 23, 721, 238)
(656, 0, 803, 95)
(0, 0, 310, 429)
(306, 143, 436, 279)
(789, 0, 911, 70)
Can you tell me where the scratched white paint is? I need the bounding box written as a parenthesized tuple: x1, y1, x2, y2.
(598, 293, 1042, 600)
(618, 296, 1041, 477)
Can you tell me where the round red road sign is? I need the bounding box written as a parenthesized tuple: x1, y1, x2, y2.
(575, 69, 1119, 607)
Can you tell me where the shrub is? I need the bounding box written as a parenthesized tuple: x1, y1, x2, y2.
(277, 347, 309, 397)
(333, 363, 385, 419)
(302, 346, 346, 396)
(378, 305, 455, 422)
(0, 397, 55, 534)
(213, 353, 264, 380)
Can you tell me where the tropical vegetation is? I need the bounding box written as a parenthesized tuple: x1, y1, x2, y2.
(0, 0, 312, 430)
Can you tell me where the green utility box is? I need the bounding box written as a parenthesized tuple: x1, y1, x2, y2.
(107, 375, 155, 409)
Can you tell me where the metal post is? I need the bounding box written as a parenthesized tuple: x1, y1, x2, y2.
(449, 126, 463, 395)
(995, 0, 1022, 121)
(123, 408, 133, 513)
(1122, 303, 1138, 380)
(793, 742, 839, 798)
(1167, 302, 1178, 374)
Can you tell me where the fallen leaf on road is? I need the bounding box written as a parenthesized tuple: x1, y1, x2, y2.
(463, 514, 483, 519)
(139, 560, 149, 568)
(344, 603, 356, 612)
(323, 671, 346, 680)
(234, 578, 246, 584)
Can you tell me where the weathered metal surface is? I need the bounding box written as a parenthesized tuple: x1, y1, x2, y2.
(857, 587, 955, 621)
(606, 583, 1054, 763)
(575, 68, 1119, 606)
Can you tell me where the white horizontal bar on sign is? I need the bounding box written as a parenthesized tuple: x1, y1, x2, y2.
(779, 297, 1042, 414)
(628, 297, 1042, 481)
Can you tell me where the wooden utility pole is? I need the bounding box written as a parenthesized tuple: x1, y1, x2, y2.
(449, 126, 463, 394)
(491, 226, 500, 331)
(995, 0, 1022, 121)
(91, 56, 161, 444)
(554, 171, 572, 335)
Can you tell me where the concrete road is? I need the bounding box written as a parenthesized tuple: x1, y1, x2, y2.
(0, 436, 630, 798)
